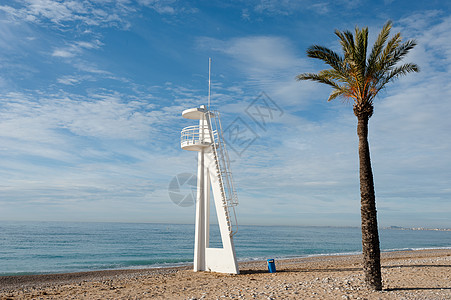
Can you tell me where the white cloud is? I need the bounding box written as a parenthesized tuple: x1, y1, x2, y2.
(397, 12, 451, 75)
(52, 48, 75, 58)
(250, 0, 360, 16)
(137, 0, 197, 15)
(26, 0, 75, 24)
(51, 39, 103, 58)
(221, 36, 301, 72)
(0, 2, 128, 89)
(241, 8, 250, 20)
(0, 91, 162, 144)
(0, 88, 191, 221)
(138, 0, 175, 13)
(0, 18, 34, 53)
(0, 1, 132, 29)
(198, 35, 318, 107)
(74, 61, 111, 75)
(76, 40, 102, 49)
(57, 75, 83, 85)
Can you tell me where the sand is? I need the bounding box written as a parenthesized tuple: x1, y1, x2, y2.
(1, 249, 450, 299)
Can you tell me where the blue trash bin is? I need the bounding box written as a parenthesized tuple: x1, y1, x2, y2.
(267, 258, 276, 273)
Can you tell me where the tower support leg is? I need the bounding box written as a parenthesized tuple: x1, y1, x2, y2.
(194, 149, 205, 271)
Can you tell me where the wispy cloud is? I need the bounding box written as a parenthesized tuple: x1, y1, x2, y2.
(137, 0, 198, 14)
(56, 75, 93, 85)
(250, 0, 360, 16)
(52, 48, 75, 58)
(198, 35, 319, 107)
(0, 86, 192, 221)
(52, 39, 103, 58)
(0, 91, 164, 143)
(0, 1, 133, 29)
(138, 0, 176, 14)
(0, 2, 126, 90)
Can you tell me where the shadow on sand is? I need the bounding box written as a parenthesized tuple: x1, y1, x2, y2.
(385, 287, 451, 292)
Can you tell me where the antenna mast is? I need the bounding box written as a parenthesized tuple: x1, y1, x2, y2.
(208, 58, 211, 109)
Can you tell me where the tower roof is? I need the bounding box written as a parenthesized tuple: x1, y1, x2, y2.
(182, 106, 214, 120)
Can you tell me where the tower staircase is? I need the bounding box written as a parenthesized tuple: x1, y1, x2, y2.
(206, 110, 238, 236)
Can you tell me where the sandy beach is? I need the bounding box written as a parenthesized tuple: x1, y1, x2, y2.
(1, 249, 450, 299)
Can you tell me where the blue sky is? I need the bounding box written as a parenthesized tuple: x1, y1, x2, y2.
(0, 0, 450, 227)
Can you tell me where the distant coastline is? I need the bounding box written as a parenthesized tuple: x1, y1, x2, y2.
(384, 225, 451, 232)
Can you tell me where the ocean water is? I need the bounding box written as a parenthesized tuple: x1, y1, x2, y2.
(0, 221, 450, 276)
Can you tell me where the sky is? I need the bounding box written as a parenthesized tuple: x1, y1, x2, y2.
(0, 0, 450, 228)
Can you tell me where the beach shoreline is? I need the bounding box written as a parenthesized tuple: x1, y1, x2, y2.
(1, 248, 450, 299)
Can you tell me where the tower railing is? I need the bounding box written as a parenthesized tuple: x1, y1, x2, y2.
(206, 111, 239, 236)
(181, 125, 217, 148)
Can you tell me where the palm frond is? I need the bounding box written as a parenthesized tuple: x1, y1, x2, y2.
(367, 21, 392, 76)
(375, 32, 401, 71)
(317, 69, 348, 82)
(376, 63, 420, 92)
(355, 26, 368, 68)
(327, 88, 348, 102)
(306, 45, 344, 73)
(354, 26, 368, 93)
(296, 73, 343, 90)
(335, 29, 355, 61)
(391, 39, 417, 64)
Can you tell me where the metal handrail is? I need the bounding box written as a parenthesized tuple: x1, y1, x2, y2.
(181, 125, 217, 146)
(206, 111, 239, 236)
(214, 112, 239, 235)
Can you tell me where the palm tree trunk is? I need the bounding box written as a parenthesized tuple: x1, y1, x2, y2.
(357, 115, 382, 291)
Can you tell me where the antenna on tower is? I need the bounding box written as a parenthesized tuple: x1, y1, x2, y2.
(208, 58, 211, 109)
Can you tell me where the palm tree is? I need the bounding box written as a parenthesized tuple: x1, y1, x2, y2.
(296, 21, 419, 290)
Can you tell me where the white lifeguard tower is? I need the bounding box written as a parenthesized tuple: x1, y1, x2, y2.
(181, 105, 240, 274)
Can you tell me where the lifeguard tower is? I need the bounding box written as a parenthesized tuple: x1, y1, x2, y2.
(181, 104, 239, 274)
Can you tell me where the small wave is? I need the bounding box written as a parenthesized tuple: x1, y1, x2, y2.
(236, 247, 451, 264)
(237, 251, 363, 263)
(115, 261, 193, 270)
(382, 246, 451, 252)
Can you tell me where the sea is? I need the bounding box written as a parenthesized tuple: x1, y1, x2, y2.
(1, 221, 450, 276)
